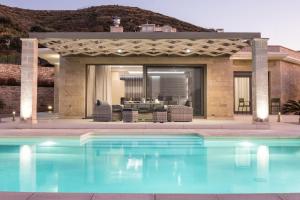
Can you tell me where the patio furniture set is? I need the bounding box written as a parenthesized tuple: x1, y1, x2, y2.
(93, 101, 193, 123)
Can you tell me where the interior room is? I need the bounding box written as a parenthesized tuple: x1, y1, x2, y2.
(85, 65, 205, 118)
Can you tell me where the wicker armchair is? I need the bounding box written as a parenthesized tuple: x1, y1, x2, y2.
(112, 105, 123, 121)
(167, 105, 193, 122)
(153, 110, 167, 123)
(123, 109, 139, 123)
(93, 102, 112, 122)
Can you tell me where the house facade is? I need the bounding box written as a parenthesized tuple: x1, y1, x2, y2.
(19, 23, 300, 123)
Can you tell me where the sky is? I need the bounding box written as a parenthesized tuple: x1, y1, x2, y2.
(2, 0, 300, 50)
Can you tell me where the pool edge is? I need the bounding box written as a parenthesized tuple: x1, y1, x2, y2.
(0, 192, 298, 200)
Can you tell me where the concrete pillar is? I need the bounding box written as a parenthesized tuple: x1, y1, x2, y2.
(20, 38, 38, 123)
(251, 38, 269, 122)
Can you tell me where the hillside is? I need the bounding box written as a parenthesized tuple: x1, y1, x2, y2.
(0, 4, 214, 37)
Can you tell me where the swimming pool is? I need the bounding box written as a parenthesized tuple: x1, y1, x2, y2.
(0, 134, 299, 194)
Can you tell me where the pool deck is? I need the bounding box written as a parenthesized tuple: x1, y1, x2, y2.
(0, 114, 299, 138)
(1, 192, 300, 200)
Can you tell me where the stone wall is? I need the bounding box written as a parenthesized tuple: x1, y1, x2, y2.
(206, 58, 234, 118)
(0, 86, 54, 114)
(0, 64, 54, 114)
(0, 64, 54, 86)
(280, 61, 300, 104)
(58, 57, 86, 118)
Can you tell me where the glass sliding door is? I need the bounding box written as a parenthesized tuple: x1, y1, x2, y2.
(234, 72, 252, 113)
(86, 65, 144, 118)
(146, 66, 205, 116)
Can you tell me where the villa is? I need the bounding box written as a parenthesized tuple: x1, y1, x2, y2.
(2, 4, 300, 200)
(20, 19, 300, 124)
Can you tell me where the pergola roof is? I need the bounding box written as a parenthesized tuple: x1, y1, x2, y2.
(30, 32, 261, 57)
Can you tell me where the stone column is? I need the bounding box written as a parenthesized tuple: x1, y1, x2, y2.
(20, 38, 38, 123)
(251, 38, 269, 122)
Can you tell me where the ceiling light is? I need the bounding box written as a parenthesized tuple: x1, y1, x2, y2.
(148, 71, 185, 74)
(117, 49, 123, 53)
(186, 49, 192, 53)
(128, 71, 143, 74)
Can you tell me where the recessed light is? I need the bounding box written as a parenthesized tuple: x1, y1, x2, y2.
(117, 49, 123, 53)
(186, 49, 192, 53)
(128, 71, 143, 74)
(148, 71, 185, 74)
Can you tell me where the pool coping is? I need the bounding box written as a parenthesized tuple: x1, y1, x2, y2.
(1, 128, 300, 138)
(1, 130, 300, 141)
(0, 192, 298, 200)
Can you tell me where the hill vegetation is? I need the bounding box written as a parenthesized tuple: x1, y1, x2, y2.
(0, 4, 213, 38)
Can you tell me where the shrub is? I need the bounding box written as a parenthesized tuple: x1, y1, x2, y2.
(0, 99, 5, 110)
(282, 100, 300, 124)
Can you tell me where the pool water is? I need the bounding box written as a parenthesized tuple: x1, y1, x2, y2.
(0, 134, 300, 193)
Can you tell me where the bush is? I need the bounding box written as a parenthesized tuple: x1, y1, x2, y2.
(0, 36, 21, 52)
(0, 16, 13, 25)
(282, 100, 300, 124)
(0, 99, 5, 110)
(38, 80, 54, 87)
(30, 25, 48, 32)
(6, 78, 19, 86)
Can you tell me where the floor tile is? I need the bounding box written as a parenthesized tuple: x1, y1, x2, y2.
(217, 194, 282, 200)
(28, 193, 93, 200)
(280, 194, 300, 200)
(0, 192, 33, 200)
(93, 194, 154, 200)
(155, 194, 218, 200)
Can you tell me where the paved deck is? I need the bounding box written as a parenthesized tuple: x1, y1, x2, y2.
(0, 114, 299, 138)
(0, 114, 299, 130)
(1, 192, 299, 200)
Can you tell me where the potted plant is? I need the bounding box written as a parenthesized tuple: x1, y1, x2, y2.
(282, 100, 300, 124)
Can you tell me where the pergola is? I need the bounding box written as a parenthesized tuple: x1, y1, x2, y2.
(21, 32, 269, 123)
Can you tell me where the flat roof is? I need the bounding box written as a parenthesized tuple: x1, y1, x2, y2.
(29, 32, 261, 40)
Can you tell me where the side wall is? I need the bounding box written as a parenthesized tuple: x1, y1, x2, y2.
(58, 57, 86, 118)
(0, 86, 54, 114)
(206, 58, 233, 118)
(58, 56, 234, 118)
(0, 64, 54, 114)
(280, 61, 300, 103)
(232, 59, 300, 106)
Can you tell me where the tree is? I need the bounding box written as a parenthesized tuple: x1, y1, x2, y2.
(282, 100, 300, 124)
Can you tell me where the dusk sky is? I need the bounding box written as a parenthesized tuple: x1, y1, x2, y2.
(2, 0, 300, 50)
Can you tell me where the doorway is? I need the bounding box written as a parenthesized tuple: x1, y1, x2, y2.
(234, 72, 252, 114)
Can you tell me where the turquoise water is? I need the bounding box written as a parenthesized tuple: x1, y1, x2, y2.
(0, 134, 300, 193)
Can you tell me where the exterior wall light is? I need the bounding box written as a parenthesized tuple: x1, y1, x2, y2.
(48, 105, 53, 113)
(21, 99, 33, 121)
(256, 101, 269, 122)
(12, 111, 16, 121)
(277, 112, 281, 122)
